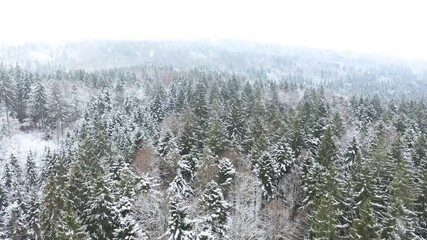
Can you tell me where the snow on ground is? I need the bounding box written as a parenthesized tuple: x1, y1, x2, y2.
(0, 122, 57, 171)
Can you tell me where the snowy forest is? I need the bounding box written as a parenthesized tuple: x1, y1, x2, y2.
(0, 41, 426, 239)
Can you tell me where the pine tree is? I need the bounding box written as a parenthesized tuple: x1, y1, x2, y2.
(151, 89, 165, 123)
(108, 158, 141, 240)
(48, 83, 68, 135)
(310, 193, 338, 240)
(192, 81, 209, 150)
(25, 152, 38, 191)
(350, 200, 379, 239)
(216, 158, 236, 195)
(166, 197, 194, 240)
(249, 113, 268, 167)
(179, 112, 197, 156)
(206, 115, 228, 156)
(25, 189, 41, 240)
(30, 82, 48, 128)
(0, 67, 15, 123)
(383, 143, 417, 240)
(348, 152, 378, 239)
(332, 112, 345, 138)
(40, 161, 68, 239)
(14, 65, 31, 123)
(271, 138, 295, 177)
(168, 173, 194, 199)
(158, 130, 180, 186)
(416, 163, 427, 238)
(369, 123, 394, 233)
(198, 181, 230, 239)
(84, 175, 116, 240)
(225, 98, 246, 142)
(255, 152, 278, 201)
(5, 201, 29, 240)
(178, 153, 198, 183)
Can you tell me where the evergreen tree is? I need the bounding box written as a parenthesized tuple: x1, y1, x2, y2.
(255, 152, 278, 201)
(192, 81, 209, 150)
(48, 83, 68, 135)
(0, 67, 15, 123)
(198, 181, 230, 239)
(14, 65, 31, 123)
(350, 200, 379, 239)
(271, 138, 295, 177)
(5, 201, 29, 240)
(369, 123, 394, 233)
(383, 143, 417, 240)
(84, 175, 116, 240)
(30, 82, 48, 128)
(206, 115, 228, 156)
(168, 173, 194, 199)
(150, 89, 165, 123)
(25, 152, 38, 191)
(225, 98, 246, 142)
(178, 112, 197, 156)
(310, 193, 338, 240)
(166, 197, 194, 240)
(216, 158, 236, 195)
(332, 112, 345, 137)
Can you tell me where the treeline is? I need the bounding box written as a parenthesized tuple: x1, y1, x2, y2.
(0, 62, 426, 239)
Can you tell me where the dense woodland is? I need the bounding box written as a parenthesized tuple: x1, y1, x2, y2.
(0, 41, 426, 239)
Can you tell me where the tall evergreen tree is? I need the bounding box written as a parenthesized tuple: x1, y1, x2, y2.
(206, 115, 228, 156)
(0, 67, 15, 123)
(198, 181, 230, 239)
(30, 82, 48, 128)
(166, 197, 194, 240)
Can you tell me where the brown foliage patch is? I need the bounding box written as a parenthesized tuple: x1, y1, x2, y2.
(133, 147, 156, 174)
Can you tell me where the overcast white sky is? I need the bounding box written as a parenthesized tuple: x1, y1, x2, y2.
(1, 0, 426, 59)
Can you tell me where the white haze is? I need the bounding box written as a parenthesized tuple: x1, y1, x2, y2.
(1, 0, 426, 59)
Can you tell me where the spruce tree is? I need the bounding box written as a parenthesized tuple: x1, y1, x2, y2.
(350, 200, 379, 239)
(0, 68, 15, 123)
(30, 82, 48, 128)
(198, 181, 230, 239)
(383, 144, 417, 240)
(310, 193, 338, 240)
(256, 152, 278, 201)
(206, 115, 228, 156)
(84, 175, 116, 240)
(216, 158, 236, 195)
(166, 197, 194, 240)
(271, 138, 295, 177)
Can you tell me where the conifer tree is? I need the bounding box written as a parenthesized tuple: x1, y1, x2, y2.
(14, 65, 31, 123)
(30, 82, 48, 128)
(216, 158, 236, 195)
(84, 175, 116, 240)
(25, 152, 38, 191)
(310, 193, 338, 240)
(0, 68, 15, 123)
(383, 142, 417, 240)
(168, 173, 194, 199)
(350, 200, 379, 239)
(48, 83, 68, 135)
(198, 181, 230, 239)
(151, 89, 165, 123)
(271, 138, 295, 177)
(369, 123, 394, 232)
(225, 98, 246, 142)
(206, 115, 228, 156)
(166, 197, 194, 240)
(179, 112, 197, 156)
(255, 152, 278, 201)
